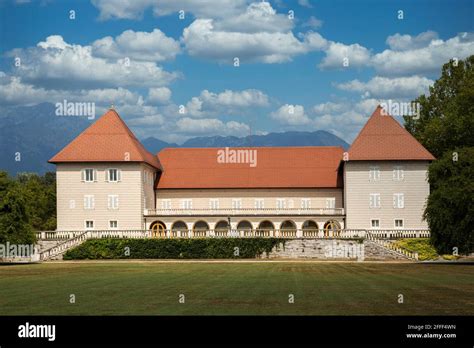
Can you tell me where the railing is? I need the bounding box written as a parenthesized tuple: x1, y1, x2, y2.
(37, 229, 430, 241)
(144, 207, 345, 216)
(36, 228, 430, 260)
(366, 231, 420, 260)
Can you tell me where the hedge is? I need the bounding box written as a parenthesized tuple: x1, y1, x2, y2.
(63, 238, 286, 260)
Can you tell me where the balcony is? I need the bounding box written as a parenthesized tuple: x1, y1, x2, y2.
(144, 207, 345, 216)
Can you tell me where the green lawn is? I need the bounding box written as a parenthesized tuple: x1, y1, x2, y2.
(0, 261, 473, 315)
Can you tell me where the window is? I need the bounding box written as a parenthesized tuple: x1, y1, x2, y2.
(82, 168, 96, 182)
(369, 166, 380, 181)
(85, 220, 94, 230)
(369, 193, 381, 208)
(393, 193, 404, 208)
(255, 198, 264, 209)
(301, 198, 311, 209)
(325, 198, 336, 209)
(109, 220, 118, 229)
(393, 166, 404, 181)
(143, 171, 147, 183)
(276, 198, 286, 209)
(180, 199, 193, 210)
(161, 199, 171, 210)
(370, 219, 380, 229)
(108, 195, 119, 210)
(107, 168, 121, 182)
(83, 195, 95, 209)
(209, 199, 219, 210)
(232, 199, 242, 210)
(394, 219, 404, 228)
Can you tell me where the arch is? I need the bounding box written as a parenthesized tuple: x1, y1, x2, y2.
(215, 220, 229, 230)
(280, 220, 296, 230)
(171, 220, 188, 238)
(215, 220, 230, 237)
(150, 220, 166, 238)
(280, 220, 297, 237)
(237, 220, 252, 230)
(302, 220, 319, 237)
(324, 220, 341, 237)
(258, 220, 275, 230)
(193, 220, 209, 238)
(257, 220, 275, 237)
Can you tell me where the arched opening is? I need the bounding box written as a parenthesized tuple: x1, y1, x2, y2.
(171, 221, 188, 238)
(257, 220, 274, 237)
(215, 220, 229, 237)
(193, 220, 209, 238)
(302, 220, 319, 237)
(150, 220, 166, 238)
(237, 220, 253, 237)
(324, 220, 341, 237)
(280, 220, 296, 237)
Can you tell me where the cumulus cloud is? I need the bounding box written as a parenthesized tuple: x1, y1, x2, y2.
(372, 32, 474, 76)
(92, 29, 181, 62)
(270, 104, 311, 125)
(386, 31, 439, 51)
(8, 35, 179, 90)
(302, 16, 323, 29)
(147, 87, 172, 104)
(92, 0, 247, 20)
(214, 1, 293, 33)
(184, 89, 269, 117)
(336, 75, 434, 98)
(176, 117, 250, 135)
(319, 42, 371, 69)
(182, 18, 312, 63)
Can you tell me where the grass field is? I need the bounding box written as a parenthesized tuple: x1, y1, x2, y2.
(0, 261, 473, 315)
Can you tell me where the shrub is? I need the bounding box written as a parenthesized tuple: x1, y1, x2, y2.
(63, 238, 286, 260)
(391, 238, 439, 261)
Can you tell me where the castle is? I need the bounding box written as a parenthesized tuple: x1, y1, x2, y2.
(49, 106, 435, 237)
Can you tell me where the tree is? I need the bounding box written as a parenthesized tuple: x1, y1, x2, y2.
(0, 183, 35, 244)
(404, 56, 474, 254)
(404, 56, 474, 158)
(424, 148, 474, 254)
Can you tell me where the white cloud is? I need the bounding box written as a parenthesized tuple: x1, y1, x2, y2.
(214, 2, 293, 33)
(319, 42, 371, 69)
(336, 76, 434, 98)
(270, 104, 311, 125)
(313, 101, 347, 114)
(147, 87, 172, 104)
(386, 31, 439, 51)
(372, 32, 474, 76)
(92, 29, 181, 62)
(9, 35, 179, 89)
(298, 0, 313, 8)
(302, 16, 323, 29)
(0, 74, 142, 106)
(183, 18, 312, 63)
(92, 0, 247, 20)
(176, 117, 250, 135)
(184, 89, 269, 117)
(128, 114, 165, 126)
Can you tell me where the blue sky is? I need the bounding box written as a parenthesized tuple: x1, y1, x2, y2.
(0, 0, 473, 143)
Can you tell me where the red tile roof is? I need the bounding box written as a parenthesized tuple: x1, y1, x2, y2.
(49, 109, 162, 169)
(156, 147, 344, 189)
(347, 106, 435, 161)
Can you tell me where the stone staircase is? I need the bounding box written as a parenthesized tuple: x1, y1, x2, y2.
(365, 232, 418, 261)
(39, 231, 90, 260)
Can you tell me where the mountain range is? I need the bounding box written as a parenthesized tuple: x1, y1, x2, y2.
(0, 103, 349, 175)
